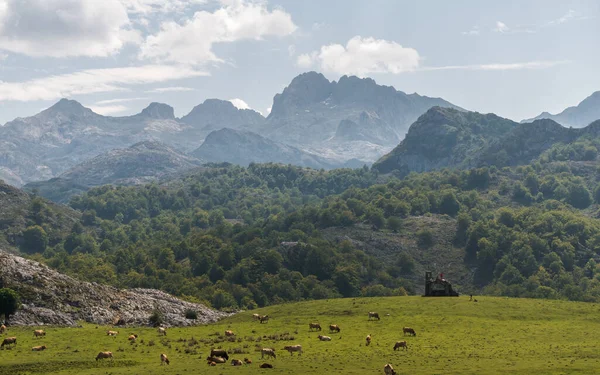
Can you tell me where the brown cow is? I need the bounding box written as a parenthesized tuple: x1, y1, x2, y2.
(259, 315, 270, 324)
(403, 327, 416, 336)
(210, 349, 229, 360)
(32, 345, 47, 351)
(33, 330, 46, 337)
(106, 330, 119, 336)
(384, 363, 397, 375)
(1, 337, 16, 347)
(244, 358, 253, 364)
(393, 341, 408, 351)
(207, 356, 226, 364)
(317, 335, 331, 341)
(96, 351, 114, 361)
(261, 348, 276, 359)
(158, 327, 167, 336)
(231, 359, 243, 366)
(309, 323, 321, 331)
(225, 330, 235, 337)
(128, 334, 137, 342)
(0, 324, 6, 334)
(283, 345, 302, 355)
(329, 324, 341, 333)
(160, 353, 170, 365)
(260, 363, 273, 368)
(209, 361, 217, 366)
(253, 313, 261, 321)
(366, 334, 372, 346)
(368, 312, 380, 320)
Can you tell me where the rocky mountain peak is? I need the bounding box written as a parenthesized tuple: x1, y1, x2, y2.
(269, 71, 333, 117)
(140, 102, 175, 120)
(181, 99, 264, 129)
(44, 98, 93, 117)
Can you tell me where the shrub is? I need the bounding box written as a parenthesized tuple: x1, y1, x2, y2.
(185, 309, 198, 320)
(149, 309, 164, 327)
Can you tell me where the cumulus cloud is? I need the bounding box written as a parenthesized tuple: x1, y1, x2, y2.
(229, 98, 251, 110)
(296, 36, 420, 77)
(0, 0, 140, 57)
(140, 0, 297, 65)
(89, 104, 130, 115)
(0, 65, 207, 101)
(120, 0, 207, 14)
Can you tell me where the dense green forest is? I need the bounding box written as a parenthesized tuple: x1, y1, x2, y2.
(12, 159, 600, 309)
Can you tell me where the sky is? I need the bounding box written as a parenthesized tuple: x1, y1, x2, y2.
(0, 0, 598, 124)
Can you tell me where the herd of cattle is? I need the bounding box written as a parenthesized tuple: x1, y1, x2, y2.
(0, 310, 416, 373)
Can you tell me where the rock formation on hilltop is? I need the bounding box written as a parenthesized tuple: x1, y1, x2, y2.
(0, 250, 228, 326)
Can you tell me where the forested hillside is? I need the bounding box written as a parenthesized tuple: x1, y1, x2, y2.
(5, 155, 600, 310)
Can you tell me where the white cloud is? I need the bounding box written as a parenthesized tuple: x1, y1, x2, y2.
(89, 104, 130, 115)
(229, 98, 251, 110)
(0, 0, 140, 57)
(266, 107, 271, 115)
(420, 60, 570, 72)
(297, 36, 420, 77)
(461, 26, 480, 36)
(120, 0, 207, 14)
(146, 86, 197, 93)
(288, 45, 296, 57)
(493, 21, 509, 33)
(140, 0, 297, 65)
(95, 97, 148, 105)
(0, 65, 208, 102)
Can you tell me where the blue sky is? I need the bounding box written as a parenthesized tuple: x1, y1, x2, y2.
(0, 0, 597, 124)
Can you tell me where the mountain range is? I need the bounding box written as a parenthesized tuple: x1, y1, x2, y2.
(523, 91, 600, 128)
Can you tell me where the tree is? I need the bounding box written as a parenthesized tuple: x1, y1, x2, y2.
(21, 226, 48, 254)
(387, 217, 402, 233)
(439, 191, 460, 216)
(0, 288, 20, 322)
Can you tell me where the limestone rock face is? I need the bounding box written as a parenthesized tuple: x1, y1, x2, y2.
(1, 250, 229, 327)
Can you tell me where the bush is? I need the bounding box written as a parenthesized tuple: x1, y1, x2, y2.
(184, 309, 198, 320)
(417, 229, 434, 248)
(149, 309, 164, 326)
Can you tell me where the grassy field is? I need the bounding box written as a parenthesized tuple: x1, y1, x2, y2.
(1, 296, 600, 375)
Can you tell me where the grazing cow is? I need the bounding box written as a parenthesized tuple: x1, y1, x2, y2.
(309, 323, 321, 331)
(368, 312, 380, 321)
(244, 358, 252, 364)
(209, 361, 217, 366)
(231, 359, 243, 366)
(283, 345, 302, 355)
(261, 348, 276, 359)
(128, 335, 137, 342)
(393, 341, 408, 351)
(210, 349, 229, 360)
(253, 313, 261, 321)
(160, 353, 170, 365)
(96, 351, 114, 361)
(384, 363, 397, 375)
(260, 363, 273, 368)
(329, 324, 341, 333)
(403, 327, 416, 337)
(158, 327, 167, 336)
(225, 330, 235, 337)
(259, 315, 270, 324)
(106, 330, 119, 336)
(317, 335, 331, 341)
(32, 345, 47, 351)
(1, 337, 16, 347)
(366, 334, 372, 346)
(33, 330, 46, 337)
(0, 325, 6, 334)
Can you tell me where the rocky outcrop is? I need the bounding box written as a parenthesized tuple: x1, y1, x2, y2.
(0, 250, 228, 326)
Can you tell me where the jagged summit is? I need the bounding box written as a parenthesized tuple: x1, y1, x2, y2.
(139, 102, 175, 120)
(43, 98, 94, 117)
(180, 98, 265, 130)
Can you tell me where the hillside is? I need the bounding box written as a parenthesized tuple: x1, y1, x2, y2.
(524, 91, 600, 127)
(1, 297, 599, 374)
(373, 107, 517, 174)
(24, 141, 204, 203)
(0, 250, 227, 326)
(191, 128, 338, 169)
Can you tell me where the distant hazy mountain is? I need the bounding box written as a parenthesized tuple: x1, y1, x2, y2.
(373, 107, 518, 174)
(263, 72, 461, 147)
(523, 91, 600, 127)
(191, 128, 338, 169)
(24, 141, 203, 203)
(181, 99, 265, 132)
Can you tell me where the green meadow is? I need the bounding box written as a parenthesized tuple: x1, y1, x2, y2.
(1, 296, 600, 375)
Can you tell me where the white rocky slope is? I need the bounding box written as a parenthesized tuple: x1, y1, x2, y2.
(0, 250, 229, 326)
